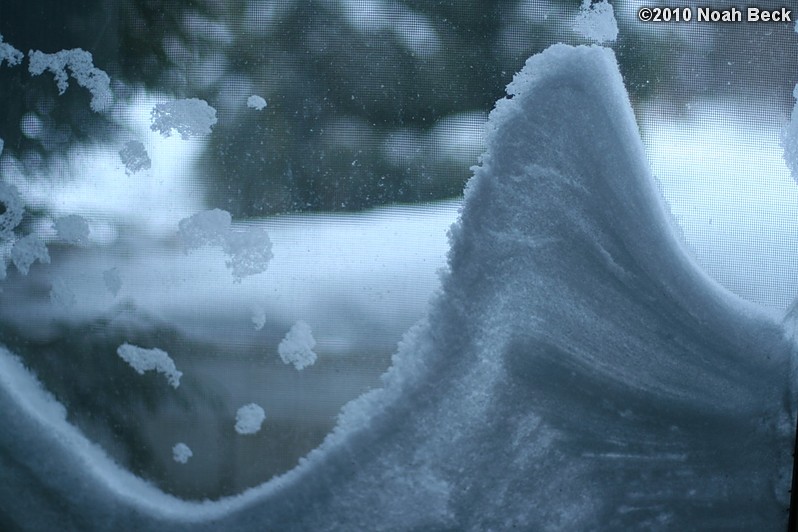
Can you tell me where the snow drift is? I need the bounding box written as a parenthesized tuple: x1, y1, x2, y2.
(0, 43, 794, 530)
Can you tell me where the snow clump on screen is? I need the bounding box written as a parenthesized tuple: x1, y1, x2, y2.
(0, 33, 22, 67)
(247, 95, 267, 111)
(172, 443, 192, 464)
(0, 181, 24, 239)
(278, 320, 318, 370)
(53, 215, 90, 246)
(11, 234, 50, 275)
(118, 140, 152, 174)
(251, 304, 266, 330)
(150, 98, 218, 139)
(103, 267, 122, 296)
(49, 277, 76, 309)
(28, 49, 112, 112)
(116, 343, 182, 389)
(573, 0, 618, 43)
(235, 403, 266, 435)
(178, 209, 273, 281)
(781, 84, 798, 184)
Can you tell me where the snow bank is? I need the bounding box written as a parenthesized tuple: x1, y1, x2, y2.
(0, 44, 793, 530)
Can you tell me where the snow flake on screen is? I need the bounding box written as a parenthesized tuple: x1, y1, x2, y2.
(178, 209, 231, 250)
(0, 33, 22, 67)
(574, 0, 618, 44)
(0, 181, 24, 239)
(28, 49, 112, 112)
(247, 95, 267, 111)
(177, 209, 272, 281)
(11, 234, 50, 275)
(235, 403, 266, 435)
(116, 343, 182, 389)
(119, 140, 152, 174)
(251, 304, 266, 330)
(103, 267, 122, 297)
(172, 442, 193, 464)
(53, 215, 90, 246)
(150, 98, 218, 139)
(278, 320, 318, 370)
(781, 84, 798, 184)
(50, 277, 76, 309)
(223, 228, 273, 281)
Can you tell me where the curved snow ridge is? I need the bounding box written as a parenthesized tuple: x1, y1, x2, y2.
(0, 44, 794, 530)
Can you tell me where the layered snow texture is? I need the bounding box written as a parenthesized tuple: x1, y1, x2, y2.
(278, 321, 318, 370)
(0, 181, 24, 238)
(0, 33, 22, 67)
(178, 209, 273, 281)
(150, 99, 218, 139)
(235, 403, 266, 435)
(574, 0, 618, 43)
(172, 443, 193, 464)
(0, 44, 794, 530)
(28, 49, 112, 112)
(116, 343, 182, 389)
(11, 234, 50, 275)
(247, 95, 267, 110)
(53, 215, 90, 246)
(119, 140, 152, 174)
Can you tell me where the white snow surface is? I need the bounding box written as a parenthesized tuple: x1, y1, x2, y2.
(0, 44, 794, 530)
(172, 443, 193, 464)
(116, 343, 182, 389)
(278, 321, 318, 370)
(234, 403, 266, 435)
(28, 49, 112, 112)
(574, 0, 618, 43)
(150, 98, 218, 139)
(246, 95, 267, 110)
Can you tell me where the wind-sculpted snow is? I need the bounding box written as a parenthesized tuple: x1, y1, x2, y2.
(0, 44, 794, 530)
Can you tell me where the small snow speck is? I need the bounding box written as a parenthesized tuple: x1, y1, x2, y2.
(247, 95, 267, 111)
(117, 343, 182, 388)
(278, 320, 318, 370)
(172, 442, 193, 464)
(235, 403, 266, 435)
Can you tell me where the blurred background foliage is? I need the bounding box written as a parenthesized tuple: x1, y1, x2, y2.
(0, 0, 796, 218)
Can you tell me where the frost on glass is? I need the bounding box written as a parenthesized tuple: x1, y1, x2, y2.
(278, 320, 318, 370)
(116, 343, 183, 389)
(0, 44, 793, 530)
(150, 98, 218, 139)
(27, 48, 112, 112)
(235, 403, 266, 435)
